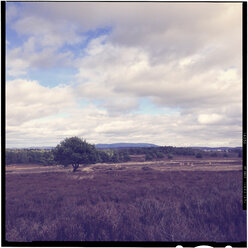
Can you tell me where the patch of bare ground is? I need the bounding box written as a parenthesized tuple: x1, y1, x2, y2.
(71, 174, 94, 180)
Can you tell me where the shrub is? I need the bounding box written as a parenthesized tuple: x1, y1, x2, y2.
(145, 153, 153, 161)
(211, 152, 218, 157)
(223, 153, 228, 158)
(196, 153, 203, 158)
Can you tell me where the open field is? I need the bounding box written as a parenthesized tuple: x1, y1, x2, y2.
(5, 158, 246, 242)
(5, 158, 243, 174)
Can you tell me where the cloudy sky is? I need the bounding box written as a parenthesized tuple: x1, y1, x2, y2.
(6, 2, 242, 148)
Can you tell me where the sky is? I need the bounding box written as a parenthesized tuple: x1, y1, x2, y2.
(6, 2, 243, 148)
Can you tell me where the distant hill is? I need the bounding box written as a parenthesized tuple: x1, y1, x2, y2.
(7, 145, 241, 151)
(95, 143, 159, 149)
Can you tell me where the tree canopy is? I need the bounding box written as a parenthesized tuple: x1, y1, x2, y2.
(53, 137, 98, 172)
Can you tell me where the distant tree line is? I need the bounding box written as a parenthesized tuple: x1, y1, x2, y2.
(110, 146, 197, 161)
(120, 146, 195, 156)
(5, 150, 56, 165)
(5, 147, 131, 165)
(6, 138, 242, 166)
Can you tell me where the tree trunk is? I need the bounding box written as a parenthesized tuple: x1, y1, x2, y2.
(72, 164, 79, 172)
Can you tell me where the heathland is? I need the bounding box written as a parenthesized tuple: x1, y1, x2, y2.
(5, 140, 245, 242)
(5, 159, 245, 242)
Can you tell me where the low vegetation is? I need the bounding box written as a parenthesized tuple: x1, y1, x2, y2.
(6, 170, 246, 242)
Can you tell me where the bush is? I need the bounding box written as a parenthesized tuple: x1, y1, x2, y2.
(211, 152, 218, 157)
(168, 154, 173, 160)
(156, 152, 164, 159)
(145, 153, 153, 161)
(195, 153, 203, 158)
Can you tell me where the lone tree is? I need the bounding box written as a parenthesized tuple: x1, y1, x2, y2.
(53, 137, 98, 172)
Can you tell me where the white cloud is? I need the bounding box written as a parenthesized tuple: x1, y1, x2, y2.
(75, 36, 241, 114)
(7, 48, 29, 76)
(11, 3, 241, 65)
(7, 79, 76, 126)
(198, 114, 223, 125)
(7, 40, 75, 76)
(12, 16, 82, 48)
(7, 11, 84, 76)
(6, 2, 242, 147)
(6, 102, 242, 148)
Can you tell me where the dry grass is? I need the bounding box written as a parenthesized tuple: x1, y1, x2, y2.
(5, 169, 246, 242)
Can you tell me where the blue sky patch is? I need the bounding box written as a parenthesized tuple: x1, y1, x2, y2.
(26, 67, 78, 87)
